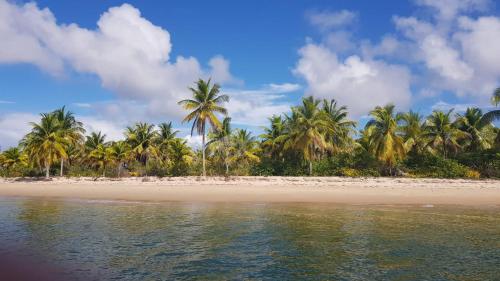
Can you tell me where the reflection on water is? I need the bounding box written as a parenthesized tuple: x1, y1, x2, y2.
(0, 197, 499, 280)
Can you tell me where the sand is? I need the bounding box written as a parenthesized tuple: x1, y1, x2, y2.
(0, 176, 499, 206)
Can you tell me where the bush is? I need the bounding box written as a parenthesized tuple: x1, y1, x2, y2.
(403, 153, 471, 178)
(455, 150, 500, 178)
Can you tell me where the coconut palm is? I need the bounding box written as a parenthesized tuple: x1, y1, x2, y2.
(125, 122, 158, 174)
(108, 141, 131, 177)
(456, 108, 497, 151)
(321, 99, 356, 152)
(0, 147, 27, 171)
(88, 144, 112, 177)
(169, 138, 194, 176)
(230, 129, 260, 170)
(178, 79, 229, 176)
(207, 117, 232, 175)
(398, 111, 425, 154)
(156, 122, 179, 165)
(85, 131, 106, 152)
(52, 106, 85, 176)
(423, 110, 469, 158)
(22, 113, 69, 178)
(491, 87, 500, 106)
(283, 96, 330, 175)
(260, 115, 287, 161)
(365, 104, 405, 174)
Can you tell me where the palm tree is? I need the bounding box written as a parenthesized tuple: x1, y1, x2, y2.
(207, 116, 232, 175)
(125, 122, 158, 175)
(88, 144, 112, 177)
(283, 96, 330, 175)
(365, 104, 405, 174)
(52, 106, 85, 176)
(398, 111, 425, 154)
(491, 87, 500, 106)
(321, 99, 356, 153)
(169, 138, 194, 176)
(230, 129, 260, 169)
(178, 79, 229, 176)
(108, 141, 131, 177)
(0, 147, 27, 171)
(423, 110, 469, 158)
(456, 107, 497, 151)
(85, 131, 106, 152)
(260, 115, 287, 160)
(156, 122, 179, 165)
(22, 113, 68, 178)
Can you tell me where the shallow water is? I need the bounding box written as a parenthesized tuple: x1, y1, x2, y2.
(0, 197, 499, 280)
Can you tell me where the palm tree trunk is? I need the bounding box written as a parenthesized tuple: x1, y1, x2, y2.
(45, 161, 50, 179)
(117, 162, 122, 177)
(60, 159, 64, 177)
(202, 130, 206, 177)
(309, 161, 313, 175)
(103, 165, 106, 177)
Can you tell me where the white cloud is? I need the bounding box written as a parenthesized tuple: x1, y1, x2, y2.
(183, 135, 203, 149)
(307, 10, 357, 30)
(0, 111, 127, 149)
(415, 0, 489, 22)
(78, 116, 125, 142)
(392, 7, 500, 102)
(0, 1, 237, 120)
(293, 43, 412, 117)
(225, 83, 299, 126)
(0, 112, 38, 149)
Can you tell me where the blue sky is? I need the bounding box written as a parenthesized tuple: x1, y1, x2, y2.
(0, 0, 499, 148)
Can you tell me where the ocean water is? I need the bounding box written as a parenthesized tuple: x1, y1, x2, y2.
(0, 197, 499, 281)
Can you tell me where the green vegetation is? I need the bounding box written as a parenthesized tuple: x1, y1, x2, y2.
(1, 80, 500, 179)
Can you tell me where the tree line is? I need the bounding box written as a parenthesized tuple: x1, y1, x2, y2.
(1, 80, 499, 179)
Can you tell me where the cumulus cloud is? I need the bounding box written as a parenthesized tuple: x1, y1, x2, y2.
(393, 9, 500, 102)
(415, 0, 489, 22)
(0, 112, 38, 149)
(294, 43, 412, 117)
(307, 10, 357, 30)
(226, 83, 300, 126)
(0, 0, 238, 120)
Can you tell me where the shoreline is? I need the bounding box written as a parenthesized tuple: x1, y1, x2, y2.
(1, 176, 499, 206)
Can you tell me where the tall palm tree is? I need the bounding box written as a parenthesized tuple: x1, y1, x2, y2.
(207, 116, 232, 175)
(365, 104, 405, 174)
(456, 108, 496, 151)
(22, 113, 68, 178)
(178, 79, 229, 176)
(125, 122, 158, 174)
(284, 96, 330, 175)
(156, 122, 179, 165)
(321, 99, 356, 152)
(52, 106, 85, 176)
(108, 141, 131, 177)
(423, 110, 469, 158)
(398, 111, 425, 154)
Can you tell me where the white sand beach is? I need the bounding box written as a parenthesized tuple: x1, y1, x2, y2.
(0, 176, 499, 205)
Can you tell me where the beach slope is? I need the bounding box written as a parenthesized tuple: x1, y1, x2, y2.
(0, 177, 499, 205)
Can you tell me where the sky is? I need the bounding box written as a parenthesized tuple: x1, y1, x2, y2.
(0, 0, 499, 149)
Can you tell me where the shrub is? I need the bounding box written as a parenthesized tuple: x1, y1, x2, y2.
(464, 169, 480, 179)
(403, 153, 471, 178)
